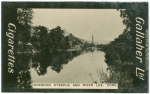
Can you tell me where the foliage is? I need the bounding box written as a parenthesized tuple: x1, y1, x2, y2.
(103, 3, 148, 70)
(102, 3, 148, 91)
(31, 26, 73, 53)
(17, 8, 33, 51)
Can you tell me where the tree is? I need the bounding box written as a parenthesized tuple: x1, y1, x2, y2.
(17, 8, 33, 51)
(64, 36, 71, 49)
(49, 26, 65, 50)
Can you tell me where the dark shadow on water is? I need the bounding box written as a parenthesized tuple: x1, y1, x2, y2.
(16, 50, 85, 89)
(16, 54, 32, 89)
(32, 50, 84, 74)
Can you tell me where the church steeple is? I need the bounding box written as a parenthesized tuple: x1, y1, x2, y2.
(92, 35, 94, 44)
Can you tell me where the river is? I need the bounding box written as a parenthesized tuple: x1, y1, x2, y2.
(16, 50, 110, 88)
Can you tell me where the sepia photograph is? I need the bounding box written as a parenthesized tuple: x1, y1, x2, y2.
(1, 2, 148, 93)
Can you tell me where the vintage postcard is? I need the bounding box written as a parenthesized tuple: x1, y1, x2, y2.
(1, 2, 149, 93)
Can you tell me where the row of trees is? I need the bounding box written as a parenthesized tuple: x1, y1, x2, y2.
(102, 4, 148, 92)
(17, 8, 94, 53)
(16, 8, 72, 53)
(104, 3, 148, 70)
(31, 25, 97, 53)
(31, 26, 71, 53)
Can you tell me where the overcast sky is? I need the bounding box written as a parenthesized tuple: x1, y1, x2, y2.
(32, 9, 126, 43)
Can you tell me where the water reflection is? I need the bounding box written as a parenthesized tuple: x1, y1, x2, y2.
(16, 54, 32, 89)
(16, 50, 108, 89)
(32, 50, 84, 74)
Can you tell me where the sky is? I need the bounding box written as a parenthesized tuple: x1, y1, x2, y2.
(32, 9, 126, 43)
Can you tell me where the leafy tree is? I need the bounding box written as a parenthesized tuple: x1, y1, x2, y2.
(104, 3, 148, 73)
(64, 36, 71, 49)
(17, 8, 33, 51)
(49, 26, 65, 50)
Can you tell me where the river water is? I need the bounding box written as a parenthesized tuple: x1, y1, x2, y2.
(16, 50, 109, 88)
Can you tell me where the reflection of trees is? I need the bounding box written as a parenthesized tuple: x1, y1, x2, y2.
(32, 50, 84, 74)
(16, 54, 32, 89)
(32, 52, 52, 75)
(17, 70, 32, 89)
(51, 51, 69, 73)
(15, 50, 84, 89)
